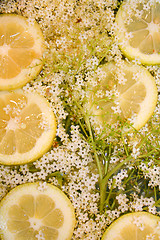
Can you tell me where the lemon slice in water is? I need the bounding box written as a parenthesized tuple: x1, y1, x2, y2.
(115, 0, 160, 64)
(102, 212, 160, 240)
(88, 61, 157, 130)
(0, 182, 75, 240)
(0, 14, 45, 90)
(0, 90, 56, 165)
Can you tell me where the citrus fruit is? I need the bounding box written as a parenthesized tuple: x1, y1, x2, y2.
(101, 212, 160, 240)
(0, 14, 45, 90)
(0, 182, 76, 240)
(88, 61, 157, 130)
(115, 0, 160, 65)
(0, 90, 56, 165)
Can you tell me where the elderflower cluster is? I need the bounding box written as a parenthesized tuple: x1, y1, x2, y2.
(0, 0, 159, 239)
(139, 163, 160, 190)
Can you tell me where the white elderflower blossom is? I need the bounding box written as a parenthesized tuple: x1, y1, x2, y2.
(35, 230, 45, 240)
(133, 216, 145, 231)
(37, 182, 48, 192)
(113, 169, 128, 190)
(148, 206, 156, 215)
(0, 0, 159, 239)
(111, 102, 121, 114)
(131, 146, 140, 159)
(146, 234, 156, 240)
(3, 105, 11, 114)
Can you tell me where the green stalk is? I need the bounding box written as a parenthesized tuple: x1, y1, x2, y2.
(99, 180, 107, 212)
(99, 155, 132, 212)
(121, 133, 129, 156)
(104, 143, 111, 175)
(78, 119, 89, 139)
(72, 94, 133, 213)
(139, 149, 158, 158)
(73, 97, 103, 179)
(104, 178, 116, 207)
(85, 116, 103, 180)
(154, 186, 157, 202)
(103, 156, 132, 184)
(84, 116, 108, 213)
(154, 199, 160, 207)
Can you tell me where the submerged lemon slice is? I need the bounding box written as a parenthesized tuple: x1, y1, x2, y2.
(88, 61, 157, 130)
(102, 212, 160, 240)
(0, 182, 76, 240)
(115, 0, 160, 64)
(0, 90, 56, 165)
(0, 14, 45, 90)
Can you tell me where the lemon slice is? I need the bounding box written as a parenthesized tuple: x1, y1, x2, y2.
(102, 212, 160, 240)
(0, 90, 56, 165)
(115, 0, 160, 65)
(88, 61, 157, 130)
(0, 182, 76, 240)
(0, 14, 45, 90)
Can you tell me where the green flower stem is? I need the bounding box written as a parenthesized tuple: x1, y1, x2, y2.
(154, 199, 160, 207)
(109, 168, 135, 208)
(72, 95, 134, 212)
(104, 178, 116, 206)
(103, 156, 132, 184)
(84, 116, 109, 213)
(99, 180, 108, 212)
(121, 133, 129, 156)
(99, 155, 132, 212)
(85, 116, 103, 180)
(73, 97, 103, 178)
(78, 119, 89, 139)
(139, 149, 158, 158)
(104, 143, 111, 175)
(154, 186, 157, 202)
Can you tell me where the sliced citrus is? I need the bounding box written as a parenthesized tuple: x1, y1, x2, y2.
(115, 0, 160, 65)
(0, 14, 45, 90)
(102, 212, 160, 240)
(0, 90, 56, 165)
(0, 182, 76, 240)
(88, 61, 157, 130)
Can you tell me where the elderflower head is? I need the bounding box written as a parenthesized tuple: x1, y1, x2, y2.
(133, 216, 144, 231)
(1, 1, 159, 239)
